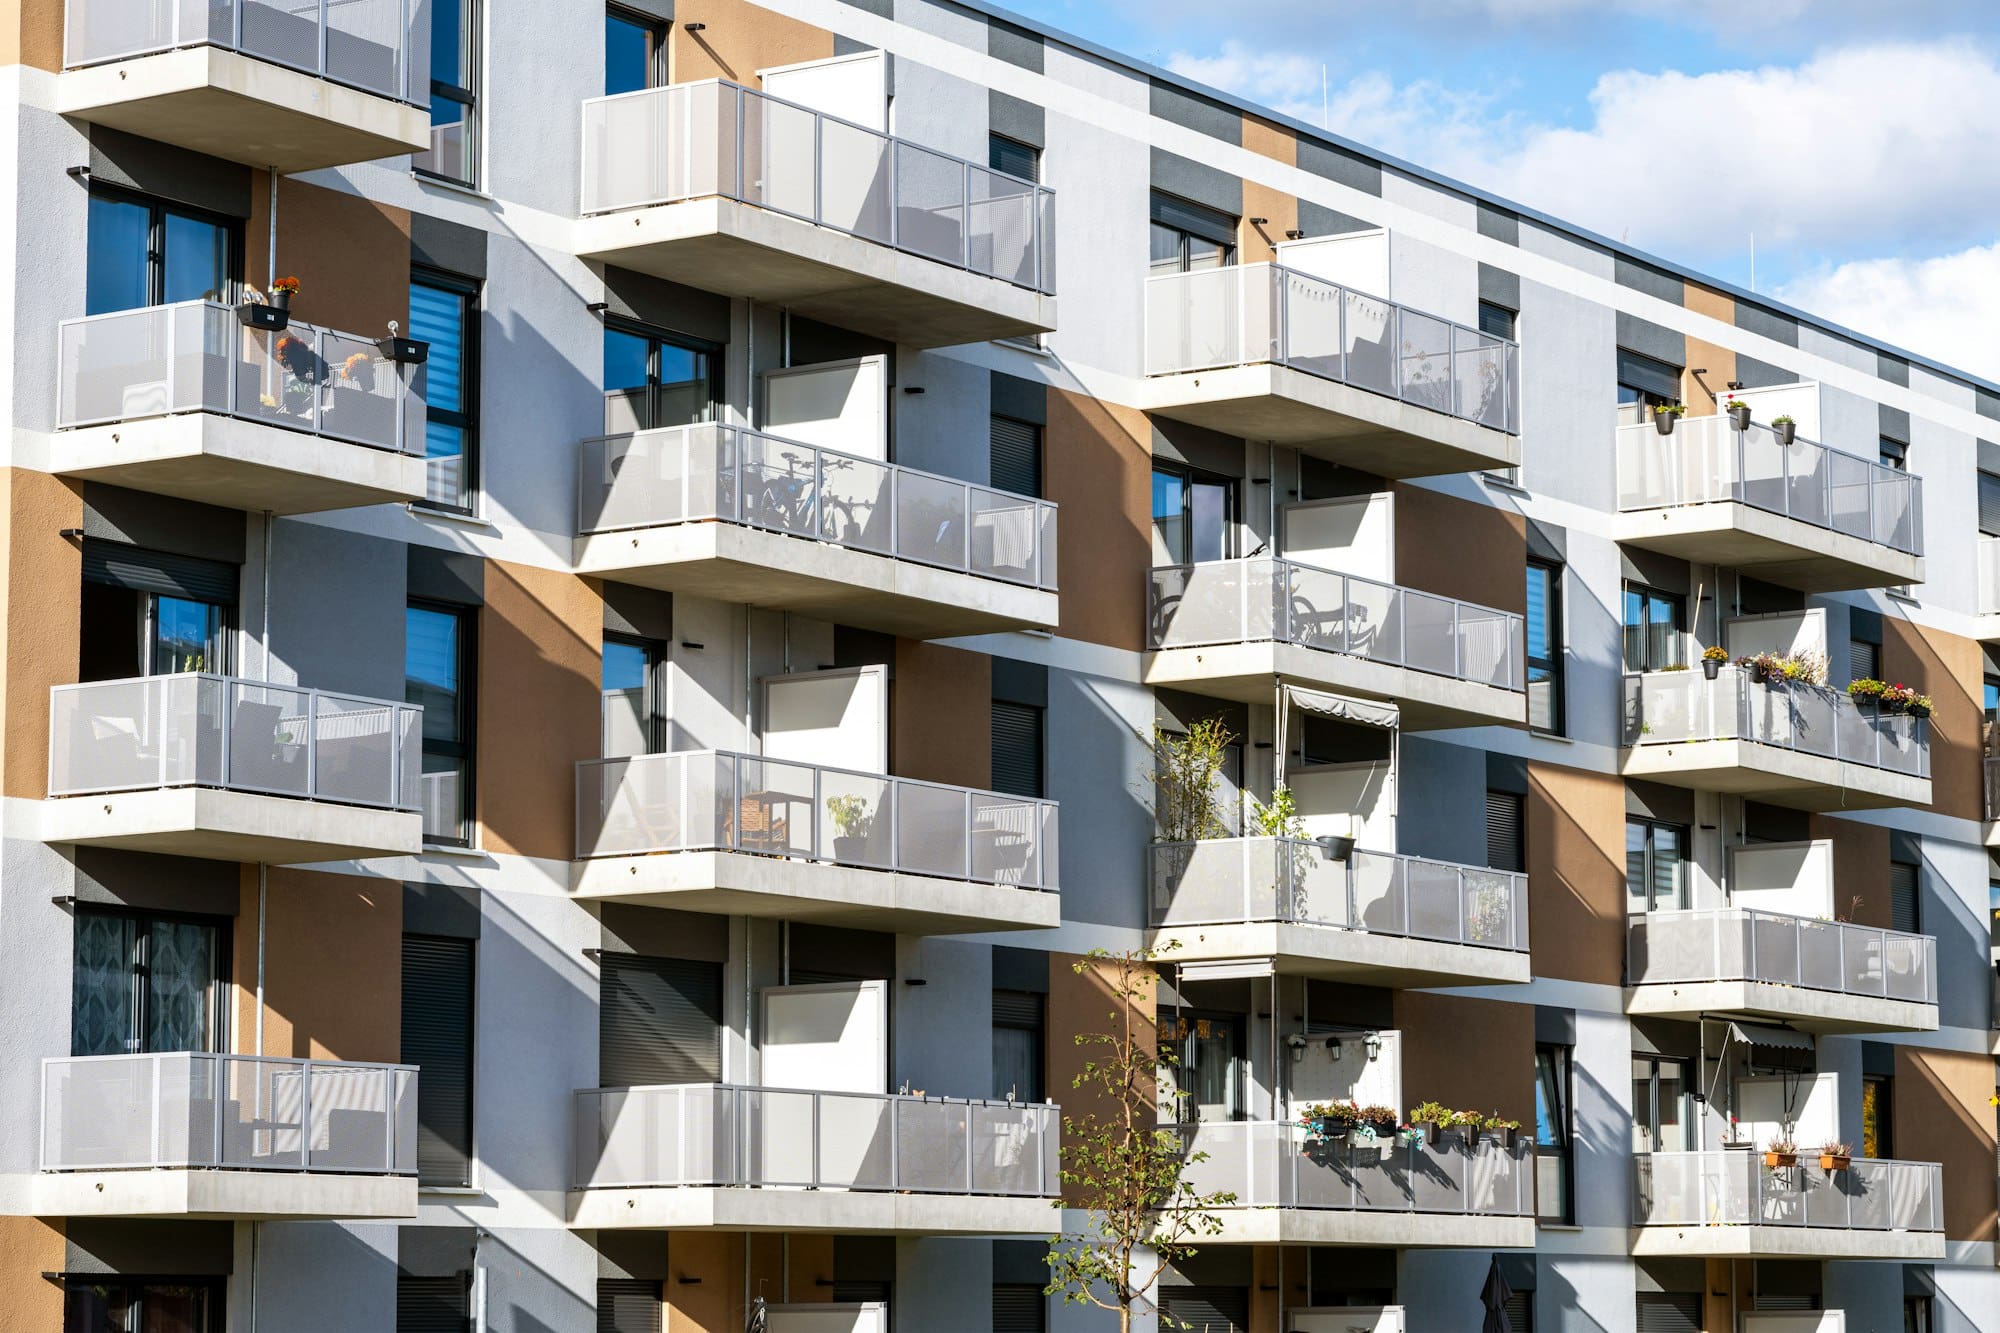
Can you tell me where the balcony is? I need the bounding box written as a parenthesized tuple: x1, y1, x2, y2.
(577, 81, 1055, 348)
(573, 750, 1059, 934)
(1615, 418, 1923, 592)
(1147, 841, 1529, 987)
(38, 1053, 417, 1219)
(1178, 1122, 1534, 1248)
(57, 0, 429, 171)
(570, 1083, 1058, 1232)
(1621, 667, 1929, 810)
(1139, 265, 1519, 478)
(575, 425, 1057, 638)
(1145, 559, 1524, 729)
(44, 674, 424, 863)
(53, 302, 429, 514)
(1628, 910, 1938, 1034)
(1632, 1152, 1943, 1259)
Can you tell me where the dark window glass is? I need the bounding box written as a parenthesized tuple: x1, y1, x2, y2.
(402, 935, 476, 1188)
(1630, 1055, 1691, 1153)
(398, 1274, 472, 1333)
(65, 1279, 223, 1332)
(990, 414, 1042, 498)
(85, 188, 236, 315)
(418, 0, 478, 183)
(1535, 1043, 1573, 1223)
(1905, 1295, 1933, 1333)
(71, 908, 226, 1057)
(1891, 860, 1921, 936)
(602, 634, 665, 757)
(992, 989, 1045, 1103)
(1625, 818, 1687, 914)
(1486, 790, 1524, 873)
(408, 602, 474, 844)
(1152, 464, 1235, 565)
(1862, 1074, 1893, 1158)
(1621, 583, 1684, 672)
(1526, 559, 1564, 732)
(1166, 1010, 1244, 1122)
(1148, 194, 1236, 274)
(1851, 637, 1880, 684)
(604, 7, 665, 96)
(602, 323, 719, 434)
(1980, 472, 2000, 538)
(411, 275, 477, 510)
(1478, 301, 1516, 340)
(1880, 437, 1908, 471)
(988, 134, 1040, 183)
(1616, 348, 1682, 410)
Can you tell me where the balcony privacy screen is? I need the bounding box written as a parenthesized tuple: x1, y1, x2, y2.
(1632, 1152, 1941, 1233)
(1622, 667, 1929, 778)
(1178, 1122, 1533, 1217)
(1628, 910, 1936, 1004)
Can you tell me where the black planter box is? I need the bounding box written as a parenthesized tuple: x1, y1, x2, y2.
(237, 302, 289, 332)
(375, 336, 429, 364)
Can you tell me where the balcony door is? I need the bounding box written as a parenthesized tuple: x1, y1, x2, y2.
(64, 1278, 223, 1332)
(78, 543, 237, 683)
(604, 5, 666, 96)
(1621, 584, 1684, 673)
(1165, 1010, 1245, 1123)
(1153, 464, 1236, 566)
(85, 186, 239, 316)
(1626, 818, 1688, 914)
(603, 323, 720, 435)
(71, 907, 227, 1057)
(1630, 1055, 1692, 1154)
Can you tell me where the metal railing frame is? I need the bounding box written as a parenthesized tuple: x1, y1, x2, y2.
(1182, 1121, 1534, 1217)
(1630, 1151, 1943, 1233)
(1622, 666, 1930, 779)
(1628, 908, 1937, 1004)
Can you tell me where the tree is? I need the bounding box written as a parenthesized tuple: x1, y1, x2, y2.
(1045, 947, 1235, 1333)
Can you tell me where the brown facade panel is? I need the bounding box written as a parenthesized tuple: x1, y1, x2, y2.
(0, 1216, 64, 1331)
(665, 1231, 743, 1332)
(890, 639, 991, 790)
(1238, 117, 1298, 263)
(1526, 761, 1626, 987)
(248, 177, 411, 337)
(1883, 616, 1982, 822)
(1390, 482, 1528, 615)
(0, 0, 64, 72)
(1894, 1047, 1998, 1243)
(1046, 388, 1151, 652)
(2, 469, 83, 800)
(232, 865, 403, 1062)
(1391, 992, 1535, 1125)
(1045, 950, 1157, 1206)
(1808, 814, 1890, 929)
(668, 0, 834, 87)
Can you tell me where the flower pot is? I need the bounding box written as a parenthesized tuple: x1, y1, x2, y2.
(1907, 704, 1932, 720)
(833, 835, 868, 862)
(1316, 834, 1355, 862)
(1364, 1118, 1397, 1140)
(236, 301, 288, 332)
(375, 335, 429, 364)
(1729, 405, 1751, 431)
(1764, 1151, 1797, 1169)
(1496, 1125, 1519, 1152)
(1653, 410, 1678, 437)
(1751, 664, 1772, 684)
(1774, 421, 1797, 445)
(1819, 1153, 1851, 1172)
(1702, 658, 1721, 680)
(1310, 1116, 1352, 1144)
(270, 289, 291, 312)
(1418, 1121, 1443, 1149)
(1881, 698, 1907, 716)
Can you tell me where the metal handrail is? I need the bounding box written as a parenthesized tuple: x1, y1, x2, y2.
(1631, 1151, 1943, 1233)
(1628, 908, 1937, 1004)
(1621, 666, 1930, 779)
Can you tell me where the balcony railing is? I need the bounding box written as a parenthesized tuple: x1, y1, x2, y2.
(575, 749, 1059, 890)
(42, 1053, 417, 1175)
(1148, 559, 1523, 692)
(1633, 1152, 1941, 1234)
(579, 424, 1057, 590)
(1149, 841, 1528, 952)
(573, 1083, 1058, 1196)
(580, 80, 1055, 294)
(1179, 1122, 1532, 1218)
(1144, 264, 1518, 433)
(1616, 418, 1922, 556)
(1629, 909, 1936, 1005)
(1622, 667, 1929, 779)
(49, 673, 423, 812)
(65, 0, 427, 105)
(57, 301, 426, 456)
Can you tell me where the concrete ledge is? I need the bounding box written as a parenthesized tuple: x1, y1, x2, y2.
(568, 1185, 1055, 1234)
(574, 522, 1057, 639)
(1620, 741, 1930, 812)
(31, 1169, 417, 1220)
(46, 415, 426, 515)
(40, 788, 423, 863)
(1627, 980, 1938, 1035)
(56, 48, 429, 172)
(1149, 922, 1529, 989)
(574, 198, 1056, 348)
(1630, 1224, 1944, 1260)
(1143, 641, 1524, 731)
(571, 850, 1059, 935)
(1613, 504, 1923, 593)
(1138, 365, 1520, 479)
(1204, 1208, 1534, 1248)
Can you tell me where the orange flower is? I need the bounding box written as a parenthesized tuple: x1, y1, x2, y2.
(270, 276, 301, 295)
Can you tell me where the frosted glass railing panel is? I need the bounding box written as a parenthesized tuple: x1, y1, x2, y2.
(1633, 1151, 1941, 1233)
(1179, 1121, 1532, 1217)
(1628, 909, 1936, 1004)
(1621, 667, 1929, 778)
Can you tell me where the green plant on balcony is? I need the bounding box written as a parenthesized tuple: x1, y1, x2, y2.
(826, 794, 875, 860)
(1482, 1113, 1522, 1151)
(1771, 413, 1798, 445)
(1817, 1140, 1853, 1171)
(1300, 1099, 1358, 1143)
(1763, 1135, 1799, 1169)
(1149, 718, 1235, 844)
(1651, 402, 1687, 436)
(1848, 677, 1886, 703)
(1409, 1100, 1454, 1147)
(1907, 693, 1934, 719)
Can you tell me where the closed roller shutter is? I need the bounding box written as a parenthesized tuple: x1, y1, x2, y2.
(597, 1278, 663, 1333)
(397, 1275, 470, 1333)
(401, 935, 475, 1188)
(1504, 1290, 1533, 1332)
(991, 701, 1044, 799)
(1160, 1286, 1249, 1333)
(1634, 1293, 1700, 1333)
(1980, 471, 2000, 537)
(1850, 638, 1880, 684)
(82, 540, 239, 604)
(990, 415, 1043, 499)
(1616, 349, 1681, 403)
(992, 1283, 1047, 1333)
(989, 136, 1040, 184)
(1891, 860, 1921, 936)
(599, 953, 723, 1088)
(1487, 790, 1525, 873)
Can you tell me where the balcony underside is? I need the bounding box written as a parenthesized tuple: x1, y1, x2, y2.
(31, 1169, 416, 1221)
(1630, 1224, 1943, 1261)
(1147, 923, 1529, 989)
(569, 1186, 1052, 1234)
(55, 48, 429, 172)
(573, 198, 1055, 349)
(39, 789, 422, 863)
(1626, 981, 1938, 1035)
(1203, 1209, 1533, 1249)
(1138, 365, 1519, 479)
(1613, 504, 1923, 593)
(47, 415, 426, 515)
(572, 851, 1058, 935)
(1619, 742, 1929, 812)
(574, 523, 1056, 639)
(1143, 642, 1523, 730)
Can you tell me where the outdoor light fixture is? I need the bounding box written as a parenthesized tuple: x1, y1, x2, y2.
(684, 21, 705, 31)
(1285, 229, 1305, 239)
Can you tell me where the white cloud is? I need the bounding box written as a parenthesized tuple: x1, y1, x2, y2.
(1775, 244, 2000, 383)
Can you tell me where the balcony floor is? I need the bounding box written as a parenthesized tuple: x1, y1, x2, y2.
(1619, 741, 1929, 812)
(1626, 980, 1938, 1035)
(574, 198, 1055, 348)
(56, 48, 429, 172)
(39, 788, 422, 864)
(572, 850, 1058, 935)
(1203, 1209, 1534, 1249)
(1613, 503, 1923, 593)
(1138, 365, 1519, 479)
(31, 1169, 416, 1221)
(1147, 922, 1529, 989)
(574, 522, 1056, 639)
(1143, 641, 1523, 730)
(568, 1186, 1052, 1234)
(1630, 1224, 1943, 1261)
(46, 414, 426, 515)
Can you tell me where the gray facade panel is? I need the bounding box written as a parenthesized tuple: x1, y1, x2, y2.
(1876, 350, 1911, 387)
(72, 847, 241, 917)
(1476, 202, 1519, 245)
(985, 14, 1044, 72)
(1734, 302, 1800, 347)
(88, 127, 251, 218)
(1148, 78, 1240, 146)
(600, 268, 731, 346)
(1734, 353, 1797, 388)
(988, 89, 1045, 150)
(990, 369, 1046, 425)
(67, 1219, 233, 1275)
(83, 484, 246, 566)
(1296, 137, 1381, 195)
(271, 520, 405, 700)
(1395, 736, 1486, 868)
(411, 212, 488, 280)
(1150, 146, 1241, 218)
(405, 881, 481, 938)
(1477, 263, 1520, 312)
(1295, 200, 1375, 238)
(1613, 256, 1683, 305)
(407, 544, 483, 606)
(1978, 387, 2000, 421)
(1880, 402, 1912, 441)
(1614, 312, 1686, 369)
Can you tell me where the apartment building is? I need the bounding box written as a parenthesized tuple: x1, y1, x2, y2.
(0, 0, 1993, 1328)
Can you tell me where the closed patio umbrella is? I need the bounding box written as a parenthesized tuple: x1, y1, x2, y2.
(1480, 1254, 1514, 1333)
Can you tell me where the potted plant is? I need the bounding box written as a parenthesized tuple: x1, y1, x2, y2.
(1743, 652, 1782, 685)
(1356, 1104, 1400, 1139)
(1726, 396, 1752, 430)
(1772, 414, 1797, 445)
(269, 275, 301, 312)
(1409, 1100, 1453, 1149)
(1817, 1140, 1852, 1172)
(1483, 1113, 1522, 1152)
(237, 292, 289, 331)
(1907, 693, 1934, 720)
(1303, 1100, 1356, 1144)
(1847, 677, 1886, 708)
(1448, 1107, 1486, 1148)
(1652, 402, 1687, 436)
(1701, 645, 1729, 680)
(1763, 1136, 1799, 1169)
(1879, 684, 1914, 716)
(827, 793, 874, 861)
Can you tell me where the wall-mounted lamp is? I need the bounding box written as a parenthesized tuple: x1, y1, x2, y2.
(675, 1276, 703, 1286)
(1248, 216, 1269, 226)
(683, 21, 706, 32)
(585, 301, 609, 315)
(902, 385, 926, 395)
(1364, 1032, 1382, 1061)
(58, 527, 84, 542)
(680, 640, 705, 651)
(49, 895, 76, 908)
(903, 977, 928, 987)
(65, 165, 91, 181)
(1285, 1033, 1308, 1063)
(1284, 228, 1306, 240)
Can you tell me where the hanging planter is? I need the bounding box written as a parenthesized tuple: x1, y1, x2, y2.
(1772, 415, 1797, 445)
(1316, 834, 1355, 862)
(237, 301, 288, 332)
(1726, 398, 1752, 431)
(376, 335, 429, 364)
(1653, 404, 1686, 436)
(1701, 647, 1728, 681)
(269, 275, 300, 313)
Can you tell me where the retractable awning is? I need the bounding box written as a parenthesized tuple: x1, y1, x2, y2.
(1725, 1020, 1814, 1051)
(1286, 686, 1400, 730)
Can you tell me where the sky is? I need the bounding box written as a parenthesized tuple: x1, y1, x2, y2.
(990, 0, 2000, 382)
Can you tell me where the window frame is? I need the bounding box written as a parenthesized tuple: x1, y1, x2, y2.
(1625, 817, 1689, 914)
(1525, 558, 1565, 733)
(407, 598, 477, 847)
(989, 412, 1044, 499)
(71, 903, 232, 1058)
(1151, 460, 1238, 566)
(401, 933, 478, 1190)
(1477, 300, 1517, 341)
(988, 133, 1041, 184)
(603, 4, 668, 95)
(1534, 1042, 1575, 1224)
(1879, 436, 1908, 471)
(411, 269, 481, 514)
(85, 183, 242, 314)
(601, 316, 723, 435)
(990, 698, 1046, 800)
(1486, 789, 1525, 874)
(1621, 581, 1686, 673)
(416, 0, 481, 186)
(601, 631, 668, 757)
(991, 988, 1046, 1104)
(65, 1277, 226, 1332)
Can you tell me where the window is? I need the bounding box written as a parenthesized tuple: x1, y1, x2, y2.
(72, 907, 227, 1056)
(411, 273, 478, 510)
(597, 1278, 663, 1333)
(990, 414, 1042, 498)
(989, 134, 1040, 184)
(66, 1279, 223, 1331)
(1891, 860, 1921, 936)
(1851, 637, 1880, 684)
(1634, 1293, 1700, 1333)
(991, 700, 1044, 799)
(1862, 1073, 1893, 1158)
(1626, 818, 1688, 914)
(1486, 790, 1525, 873)
(1905, 1295, 1934, 1333)
(1981, 472, 2000, 538)
(1621, 584, 1685, 672)
(85, 186, 237, 315)
(398, 1274, 472, 1333)
(78, 544, 236, 682)
(1880, 437, 1908, 471)
(603, 323, 720, 434)
(1503, 1291, 1533, 1333)
(408, 601, 474, 845)
(1478, 301, 1517, 340)
(1534, 1043, 1573, 1223)
(416, 0, 479, 183)
(1526, 560, 1564, 732)
(602, 634, 665, 758)
(992, 1282, 1047, 1333)
(1151, 463, 1235, 565)
(402, 934, 476, 1187)
(1616, 348, 1682, 423)
(992, 989, 1045, 1103)
(1630, 1055, 1691, 1153)
(1164, 1011, 1245, 1122)
(599, 953, 723, 1087)
(1149, 193, 1236, 274)
(604, 6, 666, 96)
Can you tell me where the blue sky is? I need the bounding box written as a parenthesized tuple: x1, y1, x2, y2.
(990, 0, 2000, 379)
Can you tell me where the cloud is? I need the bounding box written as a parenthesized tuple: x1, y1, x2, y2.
(1775, 244, 2000, 383)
